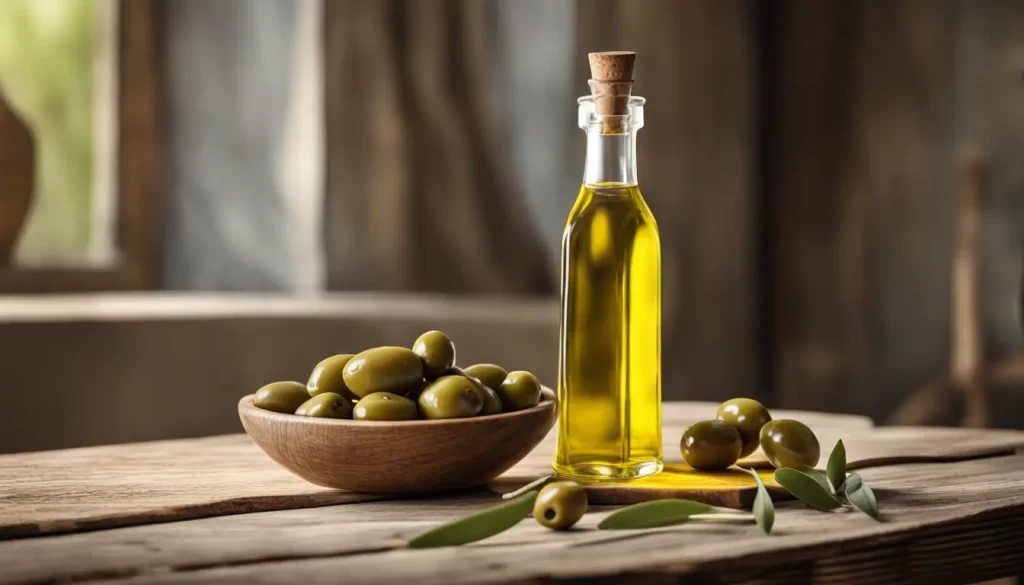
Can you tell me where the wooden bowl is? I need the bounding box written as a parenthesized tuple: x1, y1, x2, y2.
(238, 393, 557, 493)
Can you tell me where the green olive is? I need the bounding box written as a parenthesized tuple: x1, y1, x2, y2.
(760, 419, 820, 470)
(294, 392, 353, 419)
(417, 376, 483, 419)
(448, 367, 502, 415)
(404, 380, 430, 402)
(680, 420, 742, 470)
(471, 378, 503, 415)
(532, 481, 587, 530)
(353, 392, 419, 421)
(343, 346, 424, 398)
(498, 371, 542, 411)
(307, 354, 358, 401)
(716, 397, 772, 458)
(253, 381, 310, 413)
(540, 387, 557, 402)
(462, 364, 508, 393)
(412, 330, 457, 379)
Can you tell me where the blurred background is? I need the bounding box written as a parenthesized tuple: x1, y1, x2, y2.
(1, 0, 1022, 453)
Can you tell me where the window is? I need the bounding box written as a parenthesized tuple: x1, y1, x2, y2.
(0, 0, 162, 292)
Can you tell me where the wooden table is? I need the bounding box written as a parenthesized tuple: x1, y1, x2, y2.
(2, 403, 1024, 585)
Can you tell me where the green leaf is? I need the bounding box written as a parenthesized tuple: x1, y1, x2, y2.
(844, 473, 881, 520)
(804, 469, 836, 495)
(744, 468, 774, 535)
(827, 439, 847, 493)
(407, 492, 537, 548)
(599, 499, 730, 530)
(774, 468, 844, 511)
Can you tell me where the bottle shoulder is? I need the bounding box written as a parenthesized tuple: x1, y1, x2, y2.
(566, 184, 659, 228)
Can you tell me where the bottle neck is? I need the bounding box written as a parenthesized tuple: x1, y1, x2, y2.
(583, 127, 638, 186)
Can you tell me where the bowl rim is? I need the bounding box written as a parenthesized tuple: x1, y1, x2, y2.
(238, 389, 557, 429)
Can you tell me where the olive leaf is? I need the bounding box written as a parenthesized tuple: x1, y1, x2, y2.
(407, 492, 537, 548)
(844, 473, 881, 520)
(774, 468, 844, 511)
(744, 467, 774, 535)
(826, 439, 847, 493)
(598, 499, 745, 530)
(804, 469, 836, 495)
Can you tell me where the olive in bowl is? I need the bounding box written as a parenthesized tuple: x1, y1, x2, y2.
(237, 393, 557, 493)
(413, 330, 457, 380)
(253, 381, 310, 414)
(462, 363, 508, 393)
(499, 371, 542, 412)
(343, 346, 424, 398)
(353, 392, 419, 421)
(418, 376, 484, 419)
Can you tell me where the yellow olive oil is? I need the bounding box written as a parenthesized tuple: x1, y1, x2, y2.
(555, 182, 662, 480)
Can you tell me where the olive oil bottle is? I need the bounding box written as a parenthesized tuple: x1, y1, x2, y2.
(554, 52, 662, 481)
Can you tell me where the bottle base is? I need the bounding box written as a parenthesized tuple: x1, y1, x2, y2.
(552, 460, 663, 482)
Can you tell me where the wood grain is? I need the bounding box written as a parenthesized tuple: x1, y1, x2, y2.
(238, 394, 556, 493)
(0, 403, 863, 537)
(769, 0, 957, 420)
(491, 409, 1024, 507)
(0, 435, 385, 539)
(6, 403, 1020, 538)
(3, 455, 1024, 585)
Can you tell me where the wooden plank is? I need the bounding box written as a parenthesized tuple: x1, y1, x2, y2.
(0, 435, 386, 539)
(0, 403, 868, 537)
(576, 0, 760, 402)
(4, 455, 1024, 585)
(322, 0, 552, 295)
(490, 413, 1022, 507)
(7, 403, 1022, 538)
(770, 0, 957, 419)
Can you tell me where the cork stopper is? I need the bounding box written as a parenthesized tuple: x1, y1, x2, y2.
(588, 51, 635, 117)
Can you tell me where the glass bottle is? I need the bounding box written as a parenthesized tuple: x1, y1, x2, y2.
(554, 52, 662, 481)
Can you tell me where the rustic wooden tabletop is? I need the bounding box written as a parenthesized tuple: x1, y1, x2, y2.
(2, 403, 1023, 585)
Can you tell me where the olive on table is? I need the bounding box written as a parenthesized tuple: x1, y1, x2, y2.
(343, 346, 424, 399)
(715, 397, 772, 458)
(307, 354, 358, 401)
(462, 363, 508, 393)
(680, 420, 743, 471)
(353, 392, 419, 421)
(540, 387, 557, 402)
(533, 481, 587, 531)
(760, 419, 820, 470)
(413, 330, 457, 380)
(417, 376, 483, 419)
(254, 381, 310, 414)
(294, 392, 353, 419)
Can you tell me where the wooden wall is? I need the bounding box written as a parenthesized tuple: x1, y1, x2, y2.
(767, 0, 1024, 422)
(319, 0, 1024, 423)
